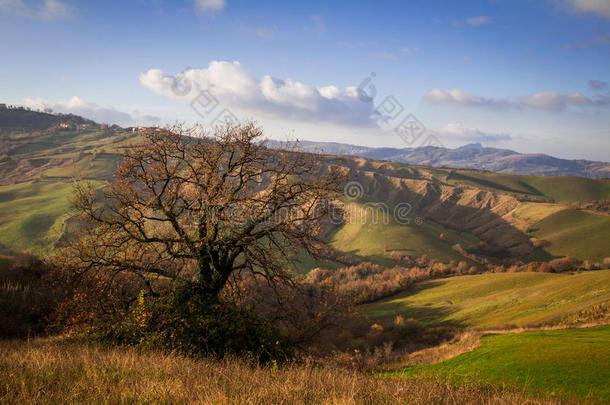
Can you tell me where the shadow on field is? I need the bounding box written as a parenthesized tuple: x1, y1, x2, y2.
(364, 281, 466, 329)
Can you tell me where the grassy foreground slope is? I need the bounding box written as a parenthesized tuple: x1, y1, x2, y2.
(390, 326, 610, 404)
(0, 338, 546, 405)
(364, 271, 610, 328)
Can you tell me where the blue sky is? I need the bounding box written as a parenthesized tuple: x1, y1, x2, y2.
(1, 0, 609, 160)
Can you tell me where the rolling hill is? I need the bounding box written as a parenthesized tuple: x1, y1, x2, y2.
(0, 108, 608, 265)
(1, 109, 609, 405)
(363, 271, 610, 328)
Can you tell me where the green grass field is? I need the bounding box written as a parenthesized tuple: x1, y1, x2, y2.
(0, 128, 129, 253)
(329, 201, 479, 265)
(446, 169, 610, 203)
(389, 326, 610, 403)
(0, 180, 83, 254)
(527, 209, 610, 263)
(446, 170, 545, 197)
(509, 202, 566, 227)
(524, 176, 610, 203)
(43, 153, 121, 179)
(363, 271, 610, 328)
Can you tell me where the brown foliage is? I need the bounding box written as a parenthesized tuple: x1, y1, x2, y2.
(549, 256, 583, 273)
(60, 122, 343, 320)
(225, 273, 350, 350)
(0, 254, 64, 338)
(538, 262, 553, 273)
(307, 260, 474, 305)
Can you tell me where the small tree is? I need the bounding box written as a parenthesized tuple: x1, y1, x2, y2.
(65, 123, 343, 309)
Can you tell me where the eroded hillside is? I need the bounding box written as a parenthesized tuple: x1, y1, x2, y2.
(320, 155, 609, 263)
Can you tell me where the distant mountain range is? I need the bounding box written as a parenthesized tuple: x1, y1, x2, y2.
(270, 140, 610, 179)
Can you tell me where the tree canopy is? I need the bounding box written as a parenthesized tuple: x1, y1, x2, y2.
(65, 123, 343, 303)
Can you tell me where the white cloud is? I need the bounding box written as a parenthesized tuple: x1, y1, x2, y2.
(337, 41, 365, 48)
(519, 91, 592, 111)
(453, 16, 493, 27)
(371, 51, 397, 60)
(307, 14, 326, 35)
(139, 61, 379, 127)
(588, 79, 608, 91)
(372, 47, 418, 60)
(437, 123, 511, 143)
(564, 0, 610, 19)
(562, 33, 610, 49)
(0, 0, 22, 13)
(21, 96, 160, 126)
(424, 88, 508, 107)
(398, 47, 419, 55)
(465, 16, 493, 25)
(424, 88, 607, 111)
(0, 0, 70, 19)
(194, 0, 225, 14)
(255, 26, 274, 39)
(39, 0, 68, 19)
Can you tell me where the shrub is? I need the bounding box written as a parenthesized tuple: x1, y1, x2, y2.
(106, 282, 290, 363)
(530, 238, 548, 249)
(0, 254, 61, 338)
(389, 251, 415, 266)
(452, 244, 466, 255)
(549, 256, 582, 273)
(538, 262, 553, 273)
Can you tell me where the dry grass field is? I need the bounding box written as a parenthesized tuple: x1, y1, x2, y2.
(0, 337, 562, 405)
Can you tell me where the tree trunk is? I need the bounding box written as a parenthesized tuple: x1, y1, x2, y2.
(196, 258, 231, 302)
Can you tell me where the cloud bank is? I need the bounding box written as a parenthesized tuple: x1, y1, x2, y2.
(437, 123, 511, 144)
(424, 88, 609, 111)
(562, 33, 610, 49)
(22, 96, 160, 126)
(194, 0, 225, 14)
(452, 15, 493, 27)
(588, 80, 608, 91)
(465, 16, 493, 26)
(0, 0, 70, 20)
(139, 61, 378, 127)
(565, 0, 610, 19)
(423, 88, 510, 108)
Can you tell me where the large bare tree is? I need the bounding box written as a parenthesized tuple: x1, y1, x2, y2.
(66, 123, 343, 304)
